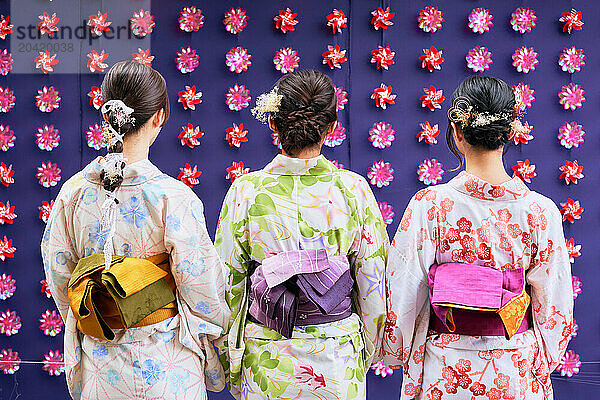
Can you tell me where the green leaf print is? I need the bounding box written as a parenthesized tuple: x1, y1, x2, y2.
(249, 194, 277, 216)
(277, 357, 294, 375)
(244, 352, 257, 369)
(259, 350, 271, 364)
(265, 176, 294, 196)
(299, 175, 317, 186)
(267, 380, 290, 398)
(261, 359, 280, 369)
(347, 382, 359, 400)
(344, 367, 355, 380)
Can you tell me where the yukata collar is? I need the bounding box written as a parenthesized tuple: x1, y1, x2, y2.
(83, 157, 164, 187)
(449, 171, 530, 201)
(264, 154, 336, 176)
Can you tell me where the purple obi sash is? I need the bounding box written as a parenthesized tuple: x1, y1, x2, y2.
(428, 263, 531, 339)
(248, 249, 354, 338)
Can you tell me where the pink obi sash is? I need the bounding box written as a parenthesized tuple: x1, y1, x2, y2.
(428, 263, 531, 339)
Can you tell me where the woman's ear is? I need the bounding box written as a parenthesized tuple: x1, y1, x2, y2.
(152, 109, 165, 127)
(452, 122, 464, 143)
(102, 113, 109, 122)
(268, 117, 277, 133)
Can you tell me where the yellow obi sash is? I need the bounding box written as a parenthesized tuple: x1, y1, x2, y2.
(68, 253, 177, 341)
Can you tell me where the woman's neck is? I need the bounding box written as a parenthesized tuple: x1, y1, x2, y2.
(464, 149, 512, 186)
(282, 146, 321, 159)
(122, 137, 149, 164)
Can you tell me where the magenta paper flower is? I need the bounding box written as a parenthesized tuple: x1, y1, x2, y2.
(371, 84, 396, 109)
(86, 50, 108, 73)
(512, 121, 534, 145)
(0, 236, 14, 261)
(178, 123, 204, 148)
(333, 85, 348, 111)
(0, 125, 15, 151)
(466, 46, 492, 73)
(88, 12, 111, 36)
(178, 86, 202, 111)
(558, 122, 585, 149)
(36, 86, 61, 112)
(572, 276, 582, 298)
(559, 83, 585, 110)
(418, 6, 444, 33)
(41, 279, 52, 298)
(418, 159, 444, 185)
(273, 47, 299, 74)
(36, 161, 61, 188)
(324, 122, 346, 147)
(226, 123, 248, 147)
(420, 46, 444, 72)
(513, 83, 535, 111)
(130, 9, 154, 37)
(175, 47, 199, 74)
(560, 198, 584, 223)
(368, 160, 394, 188)
(371, 46, 395, 70)
(371, 7, 394, 30)
(417, 121, 440, 144)
(378, 202, 395, 226)
(369, 122, 395, 149)
(332, 160, 344, 169)
(39, 310, 63, 336)
(38, 201, 54, 223)
(566, 238, 582, 263)
(132, 48, 154, 66)
(0, 49, 12, 75)
(557, 350, 581, 377)
(512, 46, 538, 73)
(322, 45, 347, 70)
(271, 132, 281, 149)
(511, 7, 537, 33)
(43, 350, 64, 376)
(560, 9, 584, 34)
(38, 12, 59, 36)
(87, 86, 102, 110)
(0, 202, 16, 225)
(226, 161, 249, 183)
(0, 274, 15, 300)
(226, 47, 252, 73)
(421, 86, 445, 111)
(559, 160, 584, 185)
(0, 16, 14, 40)
(223, 8, 248, 34)
(0, 349, 20, 374)
(570, 319, 579, 338)
(36, 125, 60, 151)
(512, 159, 536, 183)
(179, 6, 204, 32)
(0, 310, 20, 336)
(0, 87, 15, 113)
(327, 9, 347, 34)
(274, 8, 298, 34)
(559, 47, 586, 73)
(0, 163, 14, 187)
(86, 123, 105, 150)
(225, 84, 251, 111)
(178, 164, 202, 188)
(468, 8, 493, 34)
(371, 360, 393, 377)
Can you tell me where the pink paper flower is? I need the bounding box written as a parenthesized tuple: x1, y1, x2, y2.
(274, 8, 298, 33)
(513, 83, 535, 111)
(420, 46, 444, 72)
(371, 46, 395, 70)
(417, 121, 440, 144)
(559, 160, 584, 185)
(38, 201, 54, 223)
(0, 236, 14, 260)
(0, 49, 12, 75)
(512, 159, 536, 183)
(378, 202, 395, 226)
(0, 310, 20, 336)
(36, 161, 61, 188)
(371, 360, 393, 377)
(559, 83, 585, 111)
(570, 319, 579, 338)
(39, 310, 63, 336)
(0, 87, 15, 113)
(175, 47, 199, 74)
(225, 84, 251, 111)
(270, 132, 281, 149)
(0, 274, 15, 300)
(41, 279, 52, 298)
(322, 45, 347, 70)
(0, 16, 13, 40)
(511, 7, 537, 33)
(557, 350, 581, 377)
(0, 202, 16, 225)
(36, 86, 60, 112)
(226, 47, 252, 73)
(565, 238, 582, 263)
(0, 163, 14, 187)
(512, 46, 538, 73)
(43, 350, 64, 376)
(466, 46, 492, 73)
(468, 8, 493, 34)
(34, 50, 59, 74)
(179, 6, 204, 32)
(178, 164, 202, 188)
(223, 8, 248, 34)
(324, 122, 346, 147)
(178, 86, 202, 110)
(334, 85, 347, 111)
(560, 9, 584, 34)
(369, 121, 395, 149)
(87, 86, 102, 110)
(130, 9, 154, 37)
(226, 123, 248, 147)
(572, 276, 582, 299)
(418, 159, 444, 185)
(88, 12, 111, 36)
(418, 6, 444, 33)
(332, 160, 344, 169)
(86, 50, 108, 72)
(421, 86, 445, 111)
(38, 12, 59, 36)
(86, 123, 105, 150)
(36, 125, 60, 151)
(558, 47, 585, 73)
(178, 123, 204, 148)
(512, 121, 534, 145)
(132, 48, 154, 66)
(226, 161, 249, 183)
(0, 349, 20, 374)
(371, 7, 394, 30)
(368, 161, 394, 188)
(0, 125, 15, 151)
(558, 122, 585, 149)
(273, 47, 299, 74)
(560, 198, 584, 223)
(327, 9, 347, 34)
(371, 84, 396, 109)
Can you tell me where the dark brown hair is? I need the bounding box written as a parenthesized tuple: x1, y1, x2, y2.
(270, 69, 337, 156)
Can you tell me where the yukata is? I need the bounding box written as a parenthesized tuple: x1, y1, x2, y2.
(41, 158, 230, 400)
(382, 172, 574, 400)
(215, 154, 389, 400)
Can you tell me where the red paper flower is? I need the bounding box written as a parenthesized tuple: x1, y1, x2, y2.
(226, 123, 248, 147)
(132, 48, 154, 66)
(513, 83, 535, 111)
(225, 84, 251, 111)
(38, 200, 54, 223)
(0, 86, 14, 113)
(558, 122, 585, 149)
(0, 125, 15, 151)
(559, 160, 584, 185)
(226, 47, 252, 73)
(226, 161, 249, 183)
(420, 46, 444, 72)
(223, 8, 248, 34)
(572, 276, 582, 299)
(178, 123, 204, 148)
(0, 49, 13, 75)
(175, 47, 199, 74)
(512, 159, 536, 183)
(466, 46, 492, 73)
(369, 122, 395, 149)
(371, 84, 396, 110)
(178, 86, 202, 110)
(41, 279, 52, 298)
(511, 7, 537, 33)
(130, 9, 155, 37)
(0, 237, 15, 261)
(468, 8, 493, 34)
(560, 198, 583, 223)
(378, 202, 395, 225)
(327, 9, 347, 34)
(417, 121, 440, 144)
(371, 7, 394, 30)
(274, 47, 299, 73)
(324, 122, 346, 147)
(511, 121, 534, 145)
(36, 161, 61, 188)
(0, 202, 15, 225)
(87, 86, 102, 110)
(36, 86, 60, 112)
(565, 238, 582, 263)
(322, 45, 347, 69)
(0, 349, 19, 374)
(559, 47, 586, 73)
(0, 16, 13, 39)
(371, 46, 395, 70)
(0, 163, 14, 187)
(560, 9, 584, 34)
(334, 85, 347, 111)
(418, 6, 444, 33)
(39, 310, 63, 337)
(86, 50, 108, 72)
(86, 123, 105, 150)
(38, 12, 59, 36)
(559, 83, 585, 111)
(0, 274, 15, 300)
(0, 310, 19, 336)
(512, 46, 538, 73)
(88, 12, 111, 36)
(36, 124, 60, 151)
(368, 160, 394, 188)
(42, 350, 64, 376)
(179, 6, 204, 32)
(421, 86, 445, 111)
(34, 50, 58, 74)
(332, 160, 344, 170)
(418, 159, 444, 185)
(178, 164, 202, 187)
(274, 8, 298, 33)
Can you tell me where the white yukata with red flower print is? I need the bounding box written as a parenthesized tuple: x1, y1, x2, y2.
(382, 172, 573, 400)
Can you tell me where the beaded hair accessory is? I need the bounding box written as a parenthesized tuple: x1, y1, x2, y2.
(251, 86, 283, 124)
(448, 96, 514, 128)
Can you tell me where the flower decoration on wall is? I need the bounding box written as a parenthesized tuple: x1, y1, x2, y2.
(334, 85, 347, 111)
(0, 86, 15, 113)
(0, 237, 15, 260)
(0, 310, 20, 336)
(0, 274, 15, 300)
(86, 50, 108, 72)
(371, 7, 394, 30)
(226, 161, 249, 183)
(132, 48, 154, 66)
(559, 160, 584, 185)
(371, 360, 393, 377)
(468, 8, 493, 34)
(38, 12, 59, 36)
(558, 122, 585, 149)
(87, 86, 102, 110)
(130, 9, 154, 37)
(86, 123, 105, 150)
(368, 160, 394, 188)
(178, 86, 202, 110)
(225, 84, 251, 111)
(571, 319, 579, 338)
(417, 121, 440, 144)
(378, 202, 394, 226)
(179, 6, 204, 32)
(36, 125, 60, 151)
(0, 349, 20, 374)
(512, 160, 536, 183)
(175, 47, 199, 74)
(421, 86, 445, 111)
(38, 201, 54, 223)
(0, 125, 15, 151)
(560, 198, 583, 223)
(327, 9, 347, 34)
(418, 6, 444, 33)
(510, 7, 537, 33)
(372, 84, 396, 109)
(35, 51, 59, 74)
(557, 350, 581, 377)
(558, 47, 585, 73)
(418, 159, 444, 186)
(226, 46, 252, 73)
(512, 46, 538, 73)
(42, 350, 64, 376)
(369, 121, 395, 149)
(0, 49, 13, 75)
(41, 279, 52, 297)
(466, 46, 492, 73)
(178, 164, 202, 188)
(371, 46, 395, 70)
(572, 276, 582, 299)
(0, 202, 16, 225)
(560, 9, 583, 34)
(322, 45, 347, 69)
(558, 83, 585, 111)
(273, 47, 299, 74)
(36, 161, 61, 188)
(332, 160, 344, 169)
(419, 46, 444, 72)
(274, 8, 298, 33)
(39, 310, 63, 336)
(178, 123, 204, 149)
(511, 121, 534, 145)
(270, 132, 281, 149)
(0, 16, 13, 39)
(36, 86, 61, 111)
(223, 8, 248, 34)
(226, 123, 248, 147)
(513, 83, 535, 111)
(88, 12, 111, 36)
(324, 122, 346, 147)
(0, 163, 14, 187)
(565, 238, 582, 263)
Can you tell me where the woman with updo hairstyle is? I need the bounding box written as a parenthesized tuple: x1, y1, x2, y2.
(215, 69, 388, 399)
(382, 76, 573, 399)
(41, 61, 229, 400)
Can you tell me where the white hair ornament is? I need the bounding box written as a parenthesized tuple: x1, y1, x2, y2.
(251, 86, 283, 124)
